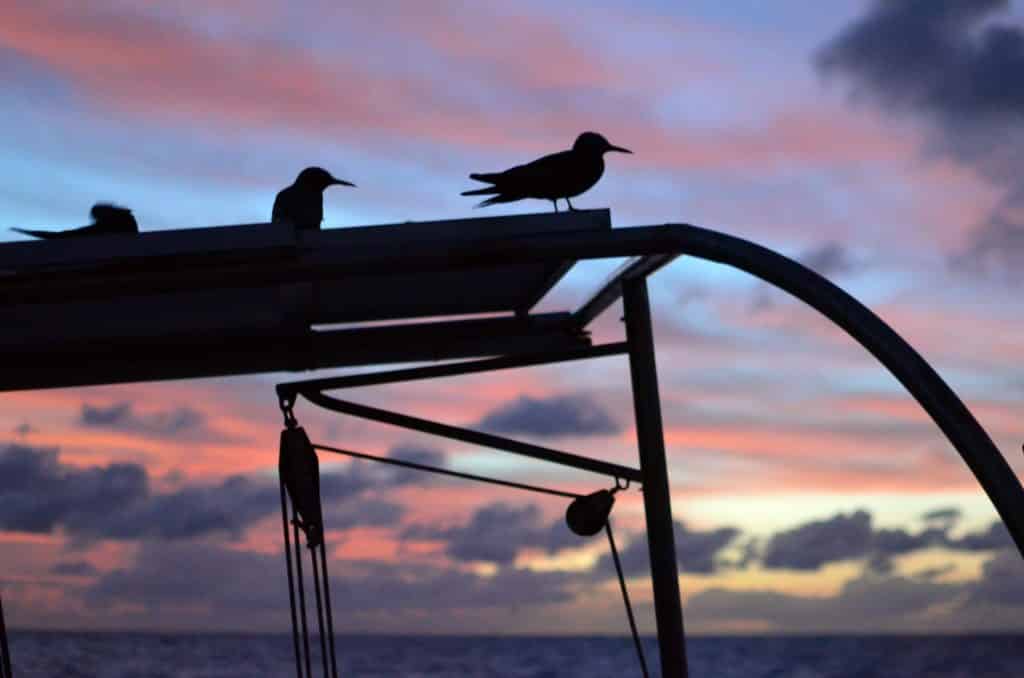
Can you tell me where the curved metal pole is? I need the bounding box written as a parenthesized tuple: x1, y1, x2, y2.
(649, 224, 1024, 558)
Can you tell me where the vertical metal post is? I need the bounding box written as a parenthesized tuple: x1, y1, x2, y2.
(0, 590, 11, 678)
(623, 278, 689, 678)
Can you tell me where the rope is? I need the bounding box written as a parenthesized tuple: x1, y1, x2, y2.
(291, 506, 313, 678)
(318, 544, 341, 678)
(279, 480, 305, 678)
(313, 440, 650, 677)
(606, 521, 649, 678)
(310, 550, 331, 678)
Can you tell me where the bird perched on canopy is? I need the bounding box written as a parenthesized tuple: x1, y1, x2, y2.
(11, 203, 138, 239)
(462, 132, 631, 212)
(272, 166, 355, 231)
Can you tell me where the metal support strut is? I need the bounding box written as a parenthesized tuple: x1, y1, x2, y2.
(624, 278, 689, 678)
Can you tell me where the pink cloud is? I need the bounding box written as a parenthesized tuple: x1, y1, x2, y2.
(0, 0, 925, 176)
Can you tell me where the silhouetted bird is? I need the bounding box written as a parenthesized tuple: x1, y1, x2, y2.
(272, 166, 355, 231)
(462, 132, 631, 212)
(11, 203, 138, 239)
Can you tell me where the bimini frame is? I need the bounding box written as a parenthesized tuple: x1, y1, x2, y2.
(2, 211, 1022, 678)
(276, 229, 1024, 678)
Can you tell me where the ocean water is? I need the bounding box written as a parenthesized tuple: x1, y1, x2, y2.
(6, 632, 1023, 677)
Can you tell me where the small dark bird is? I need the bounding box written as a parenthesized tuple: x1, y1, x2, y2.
(11, 203, 138, 239)
(462, 132, 632, 212)
(272, 166, 355, 231)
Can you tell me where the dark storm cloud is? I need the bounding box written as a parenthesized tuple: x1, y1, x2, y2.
(476, 394, 621, 437)
(922, 506, 963, 526)
(762, 510, 874, 570)
(323, 498, 405, 530)
(592, 520, 739, 577)
(750, 242, 858, 313)
(676, 522, 742, 573)
(955, 208, 1024, 274)
(947, 520, 1014, 551)
(385, 444, 447, 484)
(332, 563, 576, 611)
(387, 444, 446, 468)
(85, 541, 575, 615)
(85, 541, 285, 612)
(761, 510, 947, 571)
(680, 544, 1024, 632)
(865, 552, 895, 575)
(818, 0, 1024, 120)
(79, 401, 234, 442)
(0, 443, 412, 542)
(968, 548, 1024, 606)
(818, 0, 1024, 275)
(50, 560, 98, 577)
(101, 474, 279, 540)
(688, 571, 964, 632)
(799, 241, 857, 278)
(404, 502, 577, 565)
(81, 544, 1024, 633)
(12, 422, 34, 437)
(0, 444, 149, 535)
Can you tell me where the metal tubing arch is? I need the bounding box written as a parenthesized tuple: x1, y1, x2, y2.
(650, 223, 1024, 559)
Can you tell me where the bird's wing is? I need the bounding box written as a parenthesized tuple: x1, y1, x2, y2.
(482, 150, 573, 189)
(469, 149, 573, 186)
(474, 194, 522, 207)
(272, 185, 323, 229)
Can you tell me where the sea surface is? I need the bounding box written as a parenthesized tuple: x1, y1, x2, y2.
(6, 632, 1023, 677)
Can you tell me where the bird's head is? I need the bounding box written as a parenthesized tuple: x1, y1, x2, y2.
(90, 203, 134, 220)
(90, 203, 137, 227)
(573, 132, 632, 156)
(296, 166, 356, 190)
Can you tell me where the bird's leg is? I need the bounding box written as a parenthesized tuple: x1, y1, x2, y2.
(566, 198, 577, 211)
(551, 199, 559, 213)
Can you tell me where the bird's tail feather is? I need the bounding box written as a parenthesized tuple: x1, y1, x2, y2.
(475, 195, 518, 208)
(10, 227, 57, 239)
(461, 186, 501, 196)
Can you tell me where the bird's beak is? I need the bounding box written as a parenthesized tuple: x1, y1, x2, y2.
(607, 144, 632, 154)
(328, 175, 356, 187)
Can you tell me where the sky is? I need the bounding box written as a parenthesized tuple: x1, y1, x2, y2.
(1, 0, 1023, 636)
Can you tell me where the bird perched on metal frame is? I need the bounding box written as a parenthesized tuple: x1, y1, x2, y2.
(272, 166, 355, 231)
(462, 132, 631, 212)
(11, 203, 138, 239)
